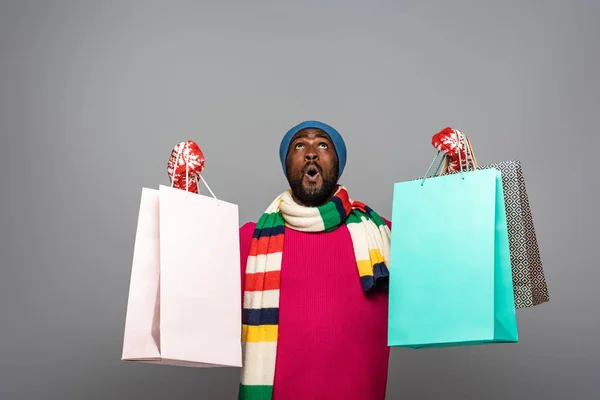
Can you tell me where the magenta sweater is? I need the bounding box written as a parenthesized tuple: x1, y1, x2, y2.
(238, 219, 391, 400)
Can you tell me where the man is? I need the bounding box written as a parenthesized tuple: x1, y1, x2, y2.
(238, 120, 392, 400)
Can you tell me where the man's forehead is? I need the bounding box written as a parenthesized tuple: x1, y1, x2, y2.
(292, 128, 332, 141)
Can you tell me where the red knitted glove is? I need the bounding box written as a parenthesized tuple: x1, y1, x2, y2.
(167, 140, 205, 193)
(431, 127, 469, 173)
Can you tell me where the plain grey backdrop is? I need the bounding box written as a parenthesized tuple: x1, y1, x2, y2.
(1, 0, 598, 399)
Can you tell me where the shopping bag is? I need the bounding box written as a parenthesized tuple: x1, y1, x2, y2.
(437, 136, 549, 308)
(122, 170, 242, 367)
(388, 153, 518, 348)
(121, 187, 162, 362)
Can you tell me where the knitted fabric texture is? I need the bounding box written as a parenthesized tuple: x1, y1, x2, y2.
(238, 185, 391, 399)
(431, 127, 470, 173)
(167, 140, 205, 193)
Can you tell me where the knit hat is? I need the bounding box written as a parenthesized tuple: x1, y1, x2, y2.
(279, 120, 347, 180)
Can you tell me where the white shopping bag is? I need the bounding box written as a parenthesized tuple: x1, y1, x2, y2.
(122, 169, 242, 368)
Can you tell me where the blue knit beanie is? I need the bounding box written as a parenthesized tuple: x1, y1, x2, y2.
(279, 120, 347, 180)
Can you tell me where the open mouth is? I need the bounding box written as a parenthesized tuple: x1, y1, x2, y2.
(304, 164, 321, 182)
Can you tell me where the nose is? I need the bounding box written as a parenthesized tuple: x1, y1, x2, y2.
(304, 152, 318, 162)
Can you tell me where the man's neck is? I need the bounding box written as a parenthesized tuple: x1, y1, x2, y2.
(291, 191, 335, 208)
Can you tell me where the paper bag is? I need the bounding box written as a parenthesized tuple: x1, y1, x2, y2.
(388, 166, 518, 348)
(122, 184, 242, 367)
(438, 137, 550, 308)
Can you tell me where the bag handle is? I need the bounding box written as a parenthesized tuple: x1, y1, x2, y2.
(170, 143, 220, 205)
(421, 129, 469, 186)
(435, 130, 479, 176)
(465, 136, 479, 170)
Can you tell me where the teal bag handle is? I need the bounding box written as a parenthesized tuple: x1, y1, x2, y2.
(420, 151, 447, 186)
(421, 129, 474, 186)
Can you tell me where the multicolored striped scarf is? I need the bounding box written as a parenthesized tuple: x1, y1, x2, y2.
(238, 185, 391, 400)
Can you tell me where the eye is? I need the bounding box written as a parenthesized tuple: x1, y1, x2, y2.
(319, 143, 328, 149)
(295, 143, 305, 149)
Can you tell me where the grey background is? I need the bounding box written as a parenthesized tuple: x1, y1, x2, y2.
(0, 0, 598, 399)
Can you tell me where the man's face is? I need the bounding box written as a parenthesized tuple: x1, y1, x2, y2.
(285, 128, 339, 207)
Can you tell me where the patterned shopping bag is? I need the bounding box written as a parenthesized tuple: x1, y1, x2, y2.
(434, 129, 549, 308)
(477, 160, 549, 308)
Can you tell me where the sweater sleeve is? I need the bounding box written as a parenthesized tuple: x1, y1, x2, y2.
(382, 217, 391, 230)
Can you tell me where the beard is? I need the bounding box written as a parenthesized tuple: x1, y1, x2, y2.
(286, 161, 339, 207)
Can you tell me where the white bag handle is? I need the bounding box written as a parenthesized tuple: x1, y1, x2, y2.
(170, 143, 220, 205)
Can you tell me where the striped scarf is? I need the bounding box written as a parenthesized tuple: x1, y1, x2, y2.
(238, 185, 391, 399)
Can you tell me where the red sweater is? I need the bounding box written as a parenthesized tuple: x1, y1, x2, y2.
(238, 219, 391, 400)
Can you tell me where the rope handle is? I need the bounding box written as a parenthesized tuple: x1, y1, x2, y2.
(437, 133, 479, 176)
(421, 129, 474, 185)
(169, 142, 220, 205)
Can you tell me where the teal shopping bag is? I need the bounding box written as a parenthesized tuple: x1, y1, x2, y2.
(388, 166, 518, 348)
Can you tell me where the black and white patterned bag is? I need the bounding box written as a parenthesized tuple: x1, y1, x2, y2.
(439, 136, 550, 309)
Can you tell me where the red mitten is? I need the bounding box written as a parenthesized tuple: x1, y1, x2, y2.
(431, 127, 469, 173)
(167, 140, 206, 193)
